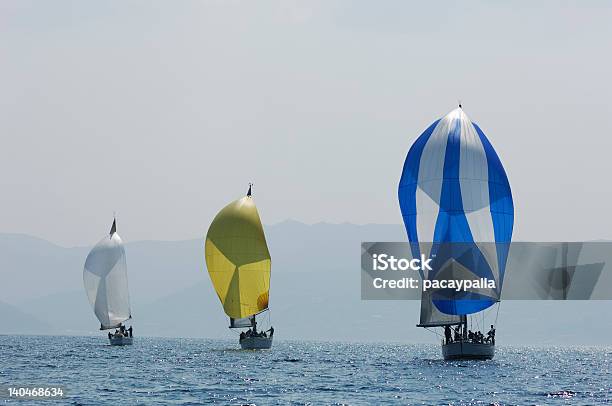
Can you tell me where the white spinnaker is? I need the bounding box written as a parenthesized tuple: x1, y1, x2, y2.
(83, 233, 131, 329)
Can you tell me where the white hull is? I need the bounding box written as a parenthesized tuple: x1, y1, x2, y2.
(240, 336, 273, 349)
(442, 341, 494, 360)
(109, 336, 133, 346)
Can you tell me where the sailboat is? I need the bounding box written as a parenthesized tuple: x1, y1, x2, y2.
(205, 184, 274, 349)
(83, 218, 134, 346)
(398, 106, 514, 360)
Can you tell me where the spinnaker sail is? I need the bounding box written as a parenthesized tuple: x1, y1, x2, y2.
(205, 193, 271, 322)
(83, 219, 132, 330)
(398, 107, 514, 319)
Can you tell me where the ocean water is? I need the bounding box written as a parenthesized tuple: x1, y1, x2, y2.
(0, 336, 610, 405)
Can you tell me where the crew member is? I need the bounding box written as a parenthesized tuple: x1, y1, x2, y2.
(487, 325, 496, 344)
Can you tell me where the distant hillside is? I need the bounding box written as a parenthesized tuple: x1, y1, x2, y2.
(0, 233, 87, 304)
(0, 222, 405, 305)
(0, 300, 55, 335)
(1, 222, 611, 345)
(17, 290, 98, 335)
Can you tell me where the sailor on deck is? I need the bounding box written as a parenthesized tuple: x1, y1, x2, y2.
(487, 325, 496, 344)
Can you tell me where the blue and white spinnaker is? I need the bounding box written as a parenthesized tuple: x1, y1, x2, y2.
(398, 107, 514, 317)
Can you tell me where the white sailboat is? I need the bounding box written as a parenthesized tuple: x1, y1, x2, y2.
(83, 218, 134, 345)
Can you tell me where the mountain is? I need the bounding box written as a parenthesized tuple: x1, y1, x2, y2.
(0, 233, 87, 305)
(0, 222, 610, 345)
(17, 290, 99, 335)
(0, 300, 54, 335)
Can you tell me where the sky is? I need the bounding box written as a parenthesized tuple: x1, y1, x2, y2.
(1, 1, 612, 246)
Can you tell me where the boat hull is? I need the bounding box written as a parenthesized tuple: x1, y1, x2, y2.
(240, 336, 273, 349)
(442, 341, 494, 360)
(109, 336, 133, 346)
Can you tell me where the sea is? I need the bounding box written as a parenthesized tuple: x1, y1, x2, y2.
(0, 335, 610, 405)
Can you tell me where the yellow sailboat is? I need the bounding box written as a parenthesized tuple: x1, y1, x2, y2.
(205, 184, 274, 349)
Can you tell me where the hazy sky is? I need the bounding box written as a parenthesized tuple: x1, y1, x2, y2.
(1, 1, 611, 246)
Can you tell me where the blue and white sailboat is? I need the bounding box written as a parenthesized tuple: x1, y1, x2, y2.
(398, 106, 514, 360)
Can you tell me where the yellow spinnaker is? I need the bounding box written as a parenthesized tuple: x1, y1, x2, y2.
(205, 196, 271, 319)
